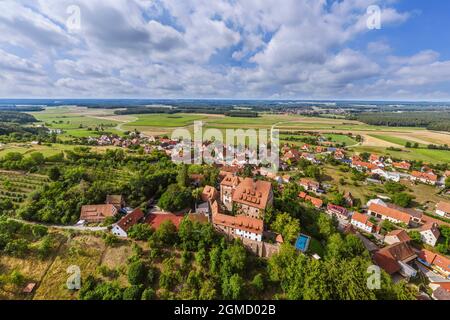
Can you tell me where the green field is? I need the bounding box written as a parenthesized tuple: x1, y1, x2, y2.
(323, 134, 357, 146)
(368, 134, 426, 147)
(30, 107, 123, 138)
(0, 143, 118, 158)
(352, 146, 450, 164)
(125, 114, 208, 128)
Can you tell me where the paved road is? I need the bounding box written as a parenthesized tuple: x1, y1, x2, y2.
(10, 218, 108, 232)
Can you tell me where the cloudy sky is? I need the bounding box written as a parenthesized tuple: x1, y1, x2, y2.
(1, 0, 450, 100)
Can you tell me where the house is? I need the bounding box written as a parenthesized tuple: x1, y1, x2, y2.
(299, 178, 320, 192)
(445, 171, 450, 178)
(334, 149, 345, 160)
(231, 178, 273, 219)
(111, 208, 145, 237)
(282, 149, 301, 163)
(417, 249, 450, 278)
(80, 204, 118, 223)
(384, 230, 411, 245)
(373, 242, 417, 277)
(419, 223, 440, 247)
(350, 212, 374, 233)
(299, 192, 323, 209)
(351, 160, 377, 172)
(410, 171, 438, 185)
(212, 213, 264, 242)
(436, 201, 450, 219)
(327, 204, 349, 220)
(371, 169, 400, 182)
(368, 202, 422, 226)
(145, 213, 184, 230)
(393, 161, 411, 171)
(106, 195, 125, 210)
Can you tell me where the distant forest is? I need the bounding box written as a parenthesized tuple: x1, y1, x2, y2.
(115, 107, 259, 117)
(352, 112, 450, 132)
(0, 111, 38, 124)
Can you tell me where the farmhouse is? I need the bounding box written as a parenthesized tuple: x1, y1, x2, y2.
(373, 242, 417, 278)
(410, 171, 438, 185)
(111, 208, 145, 237)
(80, 204, 118, 223)
(419, 223, 440, 247)
(327, 204, 349, 220)
(384, 230, 411, 245)
(368, 202, 422, 226)
(436, 201, 450, 219)
(350, 212, 374, 233)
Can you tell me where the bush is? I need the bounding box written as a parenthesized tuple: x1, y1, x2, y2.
(127, 260, 148, 285)
(123, 285, 143, 300)
(141, 288, 156, 300)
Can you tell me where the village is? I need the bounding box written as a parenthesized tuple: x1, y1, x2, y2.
(77, 132, 450, 301)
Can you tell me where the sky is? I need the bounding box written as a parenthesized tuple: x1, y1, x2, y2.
(1, 0, 450, 101)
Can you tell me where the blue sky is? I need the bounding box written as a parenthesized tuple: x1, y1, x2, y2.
(0, 0, 450, 100)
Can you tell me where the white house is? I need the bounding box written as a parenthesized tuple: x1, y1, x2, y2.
(371, 169, 400, 182)
(111, 208, 144, 238)
(350, 212, 374, 233)
(436, 201, 450, 219)
(419, 223, 440, 247)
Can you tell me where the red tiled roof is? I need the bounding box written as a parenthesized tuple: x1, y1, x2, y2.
(369, 203, 411, 224)
(385, 229, 411, 242)
(212, 213, 264, 235)
(80, 204, 117, 222)
(412, 171, 438, 182)
(352, 160, 377, 170)
(232, 178, 272, 210)
(437, 201, 450, 214)
(116, 208, 144, 232)
(220, 174, 242, 187)
(145, 213, 184, 230)
(373, 242, 416, 274)
(418, 249, 450, 273)
(299, 192, 323, 208)
(351, 212, 373, 227)
(202, 185, 219, 202)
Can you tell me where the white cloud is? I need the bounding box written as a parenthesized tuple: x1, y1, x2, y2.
(0, 0, 448, 99)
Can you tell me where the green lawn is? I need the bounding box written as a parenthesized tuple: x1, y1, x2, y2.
(0, 143, 117, 158)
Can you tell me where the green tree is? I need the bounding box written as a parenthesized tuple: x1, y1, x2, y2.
(271, 212, 300, 243)
(127, 260, 148, 286)
(157, 184, 192, 212)
(48, 166, 61, 181)
(391, 193, 414, 208)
